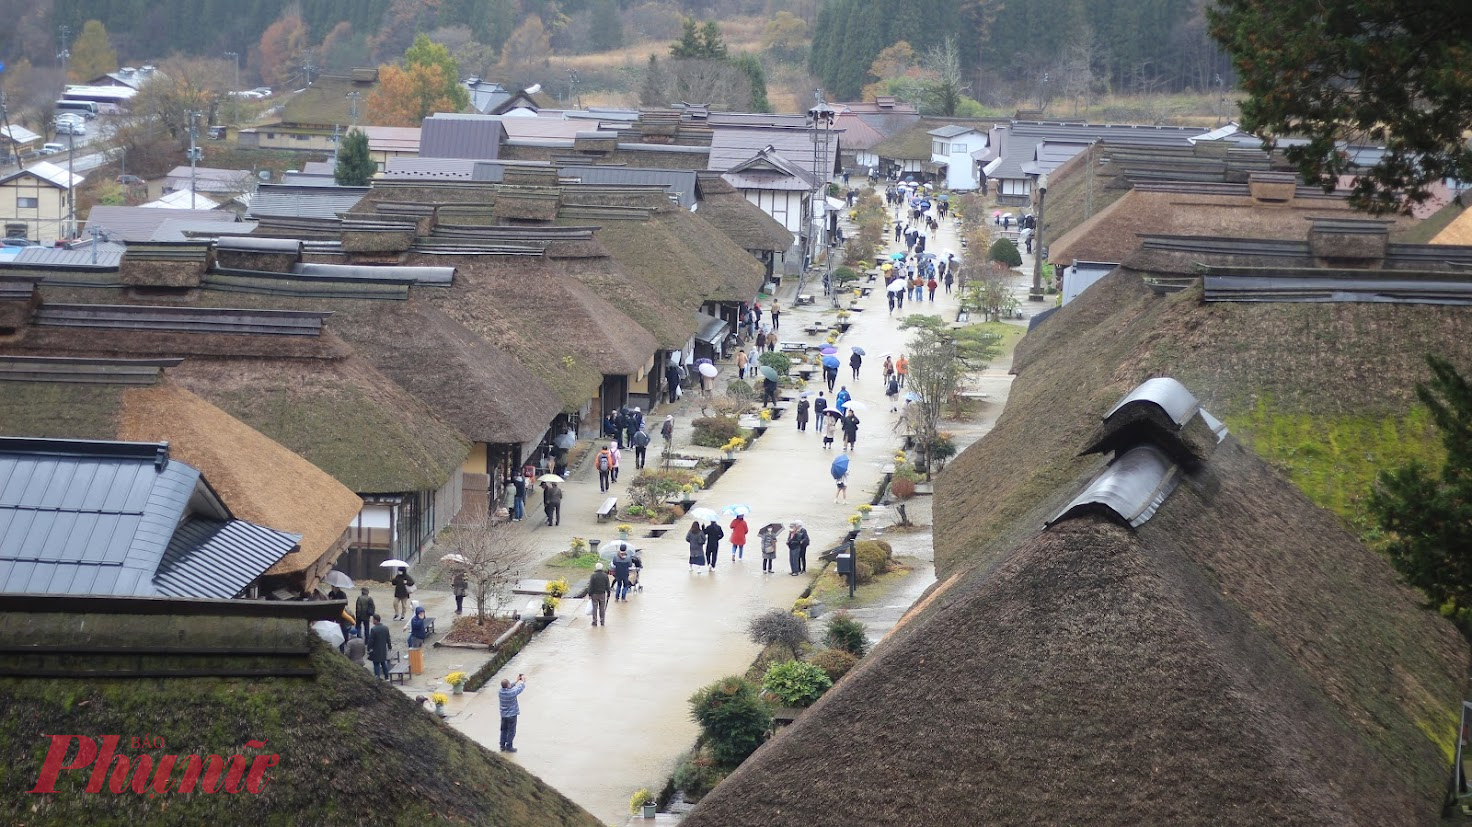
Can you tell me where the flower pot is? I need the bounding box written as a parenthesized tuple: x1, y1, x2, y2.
(435, 702, 445, 716)
(452, 684, 464, 696)
(724, 451, 735, 461)
(642, 803, 657, 818)
(542, 607, 554, 618)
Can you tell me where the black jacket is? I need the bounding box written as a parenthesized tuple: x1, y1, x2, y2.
(367, 623, 391, 661)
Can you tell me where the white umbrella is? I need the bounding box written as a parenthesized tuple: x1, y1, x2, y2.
(698, 362, 719, 378)
(843, 400, 870, 412)
(311, 621, 344, 648)
(538, 473, 565, 484)
(554, 431, 577, 450)
(600, 539, 636, 559)
(688, 506, 718, 524)
(322, 570, 354, 589)
(887, 281, 906, 294)
(439, 553, 469, 566)
(380, 559, 411, 568)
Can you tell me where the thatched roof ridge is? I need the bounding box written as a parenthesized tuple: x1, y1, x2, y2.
(544, 239, 699, 349)
(687, 349, 1469, 824)
(0, 634, 603, 825)
(410, 252, 657, 406)
(116, 384, 361, 578)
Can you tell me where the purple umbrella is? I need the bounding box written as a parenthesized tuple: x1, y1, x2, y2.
(819, 346, 838, 355)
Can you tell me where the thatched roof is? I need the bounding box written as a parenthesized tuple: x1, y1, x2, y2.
(686, 288, 1470, 823)
(0, 380, 359, 573)
(0, 627, 601, 826)
(584, 199, 767, 308)
(1431, 205, 1472, 245)
(1049, 184, 1419, 265)
(695, 190, 794, 254)
(871, 119, 956, 161)
(543, 234, 702, 350)
(115, 384, 362, 578)
(409, 252, 658, 407)
(4, 296, 471, 494)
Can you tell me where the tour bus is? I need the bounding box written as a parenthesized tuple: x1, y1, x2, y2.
(54, 100, 98, 119)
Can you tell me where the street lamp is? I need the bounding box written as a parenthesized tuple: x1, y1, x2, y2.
(805, 91, 836, 296)
(1029, 174, 1048, 301)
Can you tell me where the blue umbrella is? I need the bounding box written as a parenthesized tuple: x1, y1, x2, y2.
(830, 454, 850, 479)
(904, 391, 922, 403)
(851, 346, 866, 355)
(821, 355, 840, 369)
(721, 504, 751, 517)
(939, 193, 950, 201)
(889, 252, 906, 260)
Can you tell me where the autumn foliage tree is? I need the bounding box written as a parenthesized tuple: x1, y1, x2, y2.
(68, 20, 117, 83)
(256, 7, 309, 89)
(366, 33, 470, 127)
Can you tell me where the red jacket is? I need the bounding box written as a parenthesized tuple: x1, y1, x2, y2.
(730, 517, 749, 545)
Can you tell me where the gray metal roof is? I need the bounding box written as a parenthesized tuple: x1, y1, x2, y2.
(1048, 443, 1180, 528)
(1009, 120, 1207, 148)
(0, 437, 296, 598)
(382, 157, 480, 179)
(928, 124, 977, 139)
(151, 219, 259, 241)
(419, 114, 506, 160)
(708, 125, 840, 181)
(557, 166, 696, 207)
(247, 184, 368, 220)
(84, 206, 238, 242)
(694, 312, 730, 345)
(13, 244, 123, 267)
(33, 303, 330, 336)
(293, 262, 455, 285)
(1105, 377, 1202, 427)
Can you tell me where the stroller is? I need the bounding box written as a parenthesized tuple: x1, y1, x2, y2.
(629, 550, 644, 593)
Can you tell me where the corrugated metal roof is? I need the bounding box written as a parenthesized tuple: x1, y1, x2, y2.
(293, 262, 454, 285)
(558, 166, 696, 207)
(155, 517, 298, 599)
(84, 206, 237, 242)
(3, 160, 84, 189)
(708, 125, 840, 181)
(694, 312, 730, 344)
(247, 184, 367, 220)
(383, 157, 480, 179)
(13, 245, 123, 267)
(151, 219, 258, 241)
(1009, 121, 1207, 148)
(0, 437, 294, 598)
(33, 303, 330, 336)
(1048, 443, 1179, 528)
(420, 114, 506, 160)
(929, 124, 977, 138)
(1105, 377, 1202, 427)
(0, 125, 41, 144)
(163, 166, 255, 193)
(140, 190, 222, 210)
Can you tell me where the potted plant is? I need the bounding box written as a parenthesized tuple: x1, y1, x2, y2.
(847, 513, 863, 529)
(569, 536, 589, 557)
(757, 408, 772, 429)
(630, 788, 657, 819)
(431, 692, 448, 716)
(857, 503, 874, 519)
(616, 523, 634, 540)
(680, 483, 695, 503)
(445, 671, 468, 696)
(541, 595, 560, 617)
(547, 578, 570, 598)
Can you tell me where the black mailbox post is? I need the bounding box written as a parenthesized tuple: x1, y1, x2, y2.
(834, 539, 857, 598)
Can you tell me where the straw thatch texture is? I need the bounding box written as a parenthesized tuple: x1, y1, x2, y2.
(1430, 206, 1472, 245)
(117, 384, 362, 577)
(1049, 187, 1418, 265)
(695, 190, 794, 254)
(585, 202, 765, 306)
(0, 636, 603, 826)
(408, 252, 657, 408)
(543, 237, 699, 349)
(0, 380, 127, 438)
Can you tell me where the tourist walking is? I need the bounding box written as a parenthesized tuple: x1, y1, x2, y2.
(736, 349, 748, 379)
(452, 571, 468, 615)
(770, 300, 781, 332)
(661, 415, 674, 453)
(834, 470, 848, 503)
(813, 392, 828, 429)
(511, 472, 526, 521)
(609, 442, 622, 483)
(763, 376, 779, 408)
(787, 521, 811, 575)
(842, 410, 861, 451)
(824, 364, 838, 392)
(887, 374, 901, 410)
(355, 587, 375, 639)
(835, 386, 851, 413)
(687, 521, 706, 573)
(543, 482, 562, 526)
(703, 520, 725, 571)
(367, 614, 391, 680)
(632, 427, 650, 469)
(882, 356, 895, 386)
(587, 563, 610, 626)
(611, 549, 635, 601)
(759, 524, 780, 573)
(408, 606, 429, 648)
(595, 445, 613, 492)
(796, 396, 810, 432)
(849, 350, 862, 380)
(896, 355, 909, 387)
(928, 277, 938, 301)
(822, 412, 837, 449)
(391, 568, 414, 620)
(730, 514, 748, 561)
(344, 628, 366, 664)
(499, 674, 527, 752)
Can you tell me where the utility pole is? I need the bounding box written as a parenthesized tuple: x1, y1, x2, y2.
(1030, 174, 1048, 302)
(187, 111, 201, 210)
(567, 70, 580, 108)
(331, 123, 340, 165)
(86, 224, 109, 264)
(304, 53, 317, 86)
(224, 52, 240, 90)
(66, 131, 75, 239)
(57, 25, 71, 81)
(345, 91, 361, 125)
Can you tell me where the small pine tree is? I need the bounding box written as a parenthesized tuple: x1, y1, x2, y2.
(988, 237, 1023, 268)
(334, 129, 375, 186)
(689, 676, 772, 764)
(824, 611, 869, 657)
(640, 55, 667, 107)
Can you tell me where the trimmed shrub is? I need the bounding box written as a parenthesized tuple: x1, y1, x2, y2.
(689, 676, 772, 765)
(824, 611, 869, 657)
(762, 659, 833, 707)
(988, 237, 1022, 268)
(725, 379, 755, 401)
(692, 416, 741, 447)
(854, 540, 893, 577)
(807, 647, 859, 682)
(673, 748, 727, 799)
(748, 608, 809, 658)
(757, 350, 792, 376)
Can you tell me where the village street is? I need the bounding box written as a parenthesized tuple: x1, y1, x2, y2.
(368, 199, 1043, 824)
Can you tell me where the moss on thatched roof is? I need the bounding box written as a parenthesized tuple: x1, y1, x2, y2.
(117, 384, 362, 574)
(0, 635, 602, 826)
(696, 190, 794, 254)
(0, 380, 125, 438)
(584, 202, 766, 309)
(409, 252, 657, 408)
(871, 119, 954, 161)
(543, 236, 700, 350)
(686, 279, 1471, 822)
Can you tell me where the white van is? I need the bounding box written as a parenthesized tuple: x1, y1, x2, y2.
(40, 143, 66, 155)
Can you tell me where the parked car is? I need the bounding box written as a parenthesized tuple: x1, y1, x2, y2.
(40, 143, 65, 155)
(116, 174, 144, 186)
(0, 238, 38, 248)
(54, 121, 85, 136)
(251, 87, 272, 97)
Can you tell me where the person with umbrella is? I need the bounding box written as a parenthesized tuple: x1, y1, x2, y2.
(611, 549, 636, 601)
(686, 520, 707, 573)
(759, 522, 782, 573)
(543, 480, 563, 526)
(796, 394, 810, 432)
(822, 355, 839, 392)
(729, 511, 749, 561)
(822, 408, 839, 449)
(703, 518, 725, 571)
(787, 521, 811, 576)
(391, 567, 415, 621)
(452, 570, 468, 615)
(842, 409, 861, 451)
(760, 365, 780, 407)
(832, 454, 850, 503)
(849, 349, 863, 381)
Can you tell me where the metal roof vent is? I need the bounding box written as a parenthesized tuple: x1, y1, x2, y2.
(1048, 444, 1180, 528)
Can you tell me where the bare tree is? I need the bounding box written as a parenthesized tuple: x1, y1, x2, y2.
(438, 520, 541, 625)
(1058, 28, 1096, 118)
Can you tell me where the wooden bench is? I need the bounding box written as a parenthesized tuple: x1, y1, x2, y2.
(388, 651, 410, 685)
(779, 341, 807, 353)
(596, 497, 618, 522)
(424, 616, 436, 635)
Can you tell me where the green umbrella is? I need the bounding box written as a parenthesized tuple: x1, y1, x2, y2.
(759, 365, 780, 381)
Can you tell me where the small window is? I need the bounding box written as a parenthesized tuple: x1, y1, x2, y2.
(16, 197, 38, 209)
(265, 132, 276, 139)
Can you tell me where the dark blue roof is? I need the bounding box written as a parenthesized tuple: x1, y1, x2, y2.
(0, 437, 298, 597)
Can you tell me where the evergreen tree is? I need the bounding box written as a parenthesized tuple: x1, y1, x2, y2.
(334, 128, 375, 186)
(1369, 356, 1472, 618)
(699, 21, 727, 60)
(588, 0, 624, 53)
(670, 19, 704, 58)
(734, 54, 770, 113)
